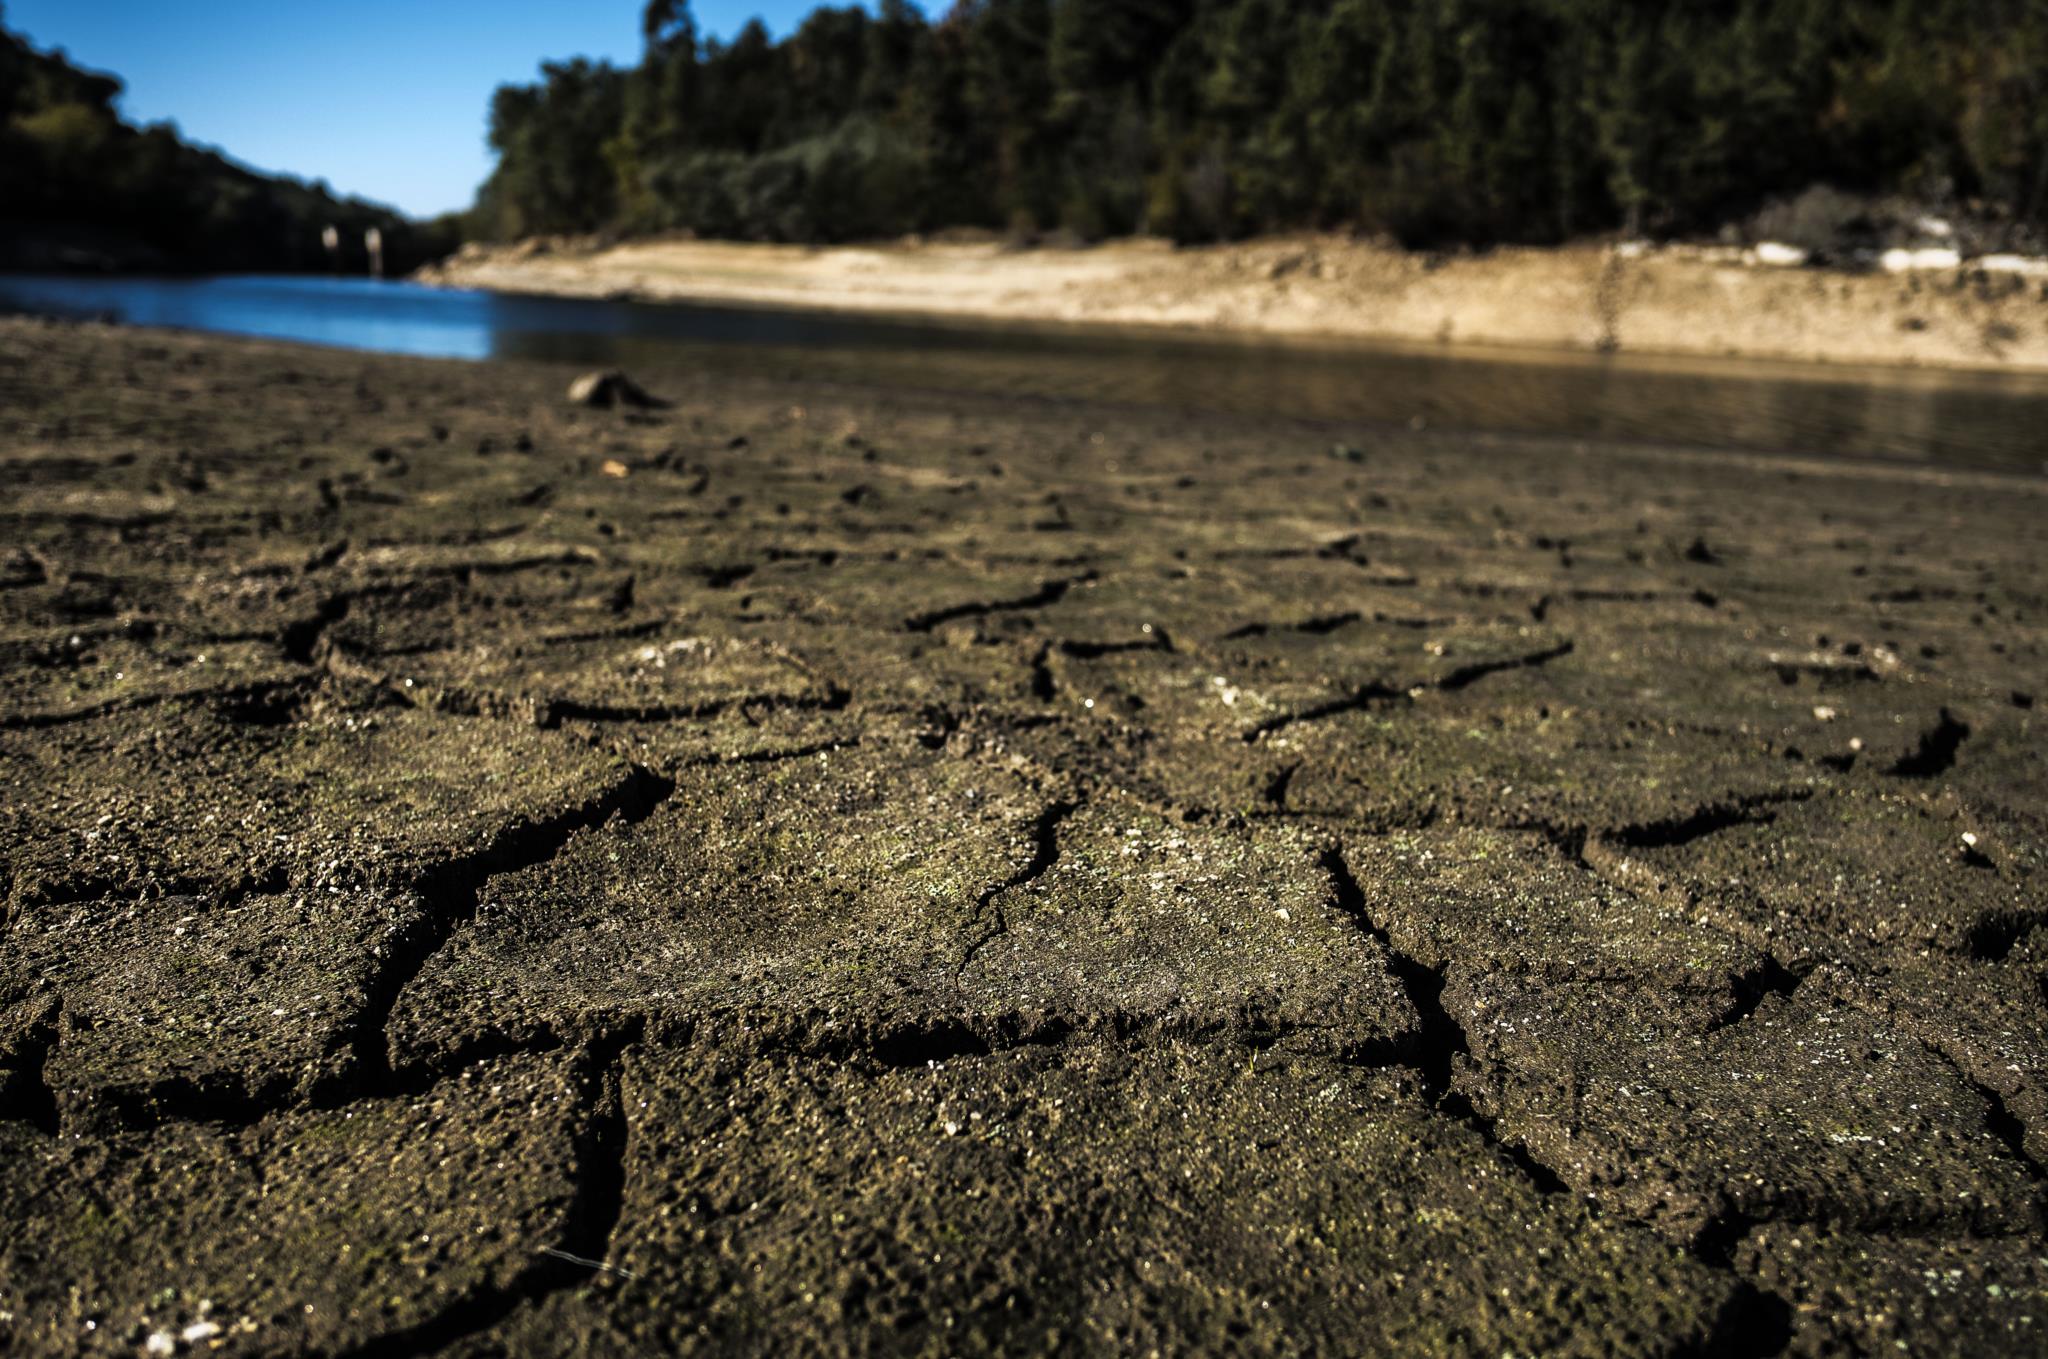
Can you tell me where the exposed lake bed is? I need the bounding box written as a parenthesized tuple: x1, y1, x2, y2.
(1, 314, 2044, 1354)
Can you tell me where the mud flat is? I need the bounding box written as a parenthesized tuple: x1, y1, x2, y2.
(1, 316, 2045, 1355)
(419, 233, 2048, 374)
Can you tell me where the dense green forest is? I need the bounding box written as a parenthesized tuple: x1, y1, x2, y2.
(0, 11, 450, 273)
(473, 0, 2048, 249)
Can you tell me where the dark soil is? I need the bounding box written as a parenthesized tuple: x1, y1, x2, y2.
(1, 317, 2044, 1356)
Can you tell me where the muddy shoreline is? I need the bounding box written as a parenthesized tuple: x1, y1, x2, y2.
(2, 317, 2044, 1355)
(419, 233, 2048, 375)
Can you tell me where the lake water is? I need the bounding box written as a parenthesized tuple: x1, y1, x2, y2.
(3, 272, 2045, 475)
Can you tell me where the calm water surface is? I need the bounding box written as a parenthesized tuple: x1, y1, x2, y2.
(4, 273, 2045, 474)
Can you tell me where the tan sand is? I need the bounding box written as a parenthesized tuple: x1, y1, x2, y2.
(417, 232, 2048, 373)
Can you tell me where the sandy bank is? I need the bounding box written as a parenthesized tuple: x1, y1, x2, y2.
(417, 232, 2048, 373)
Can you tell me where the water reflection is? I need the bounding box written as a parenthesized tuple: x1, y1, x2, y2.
(2, 272, 2044, 474)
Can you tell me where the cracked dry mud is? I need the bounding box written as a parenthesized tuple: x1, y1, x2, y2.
(1, 316, 2044, 1357)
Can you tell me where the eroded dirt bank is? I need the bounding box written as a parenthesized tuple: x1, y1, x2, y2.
(1, 317, 2045, 1355)
(419, 233, 2048, 374)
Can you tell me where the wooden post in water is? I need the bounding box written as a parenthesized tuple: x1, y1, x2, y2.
(365, 227, 385, 280)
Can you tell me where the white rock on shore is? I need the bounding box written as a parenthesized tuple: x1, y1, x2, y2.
(1977, 254, 2048, 278)
(1750, 241, 1808, 267)
(1881, 246, 1963, 272)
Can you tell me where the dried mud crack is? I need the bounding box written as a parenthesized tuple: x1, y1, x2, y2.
(902, 571, 1097, 633)
(337, 1033, 640, 1359)
(342, 766, 676, 1088)
(1242, 638, 1576, 740)
(956, 799, 1079, 980)
(1, 318, 2044, 1357)
(1320, 846, 1568, 1194)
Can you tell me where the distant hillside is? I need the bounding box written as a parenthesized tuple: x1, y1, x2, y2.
(0, 15, 453, 273)
(468, 0, 2048, 252)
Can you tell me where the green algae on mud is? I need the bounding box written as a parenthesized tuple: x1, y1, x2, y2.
(0, 316, 2044, 1356)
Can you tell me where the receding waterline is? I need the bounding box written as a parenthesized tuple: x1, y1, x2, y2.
(4, 272, 2046, 475)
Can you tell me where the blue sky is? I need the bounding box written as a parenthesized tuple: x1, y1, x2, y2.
(5, 1, 864, 218)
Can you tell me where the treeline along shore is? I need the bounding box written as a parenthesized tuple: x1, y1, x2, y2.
(470, 0, 2048, 253)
